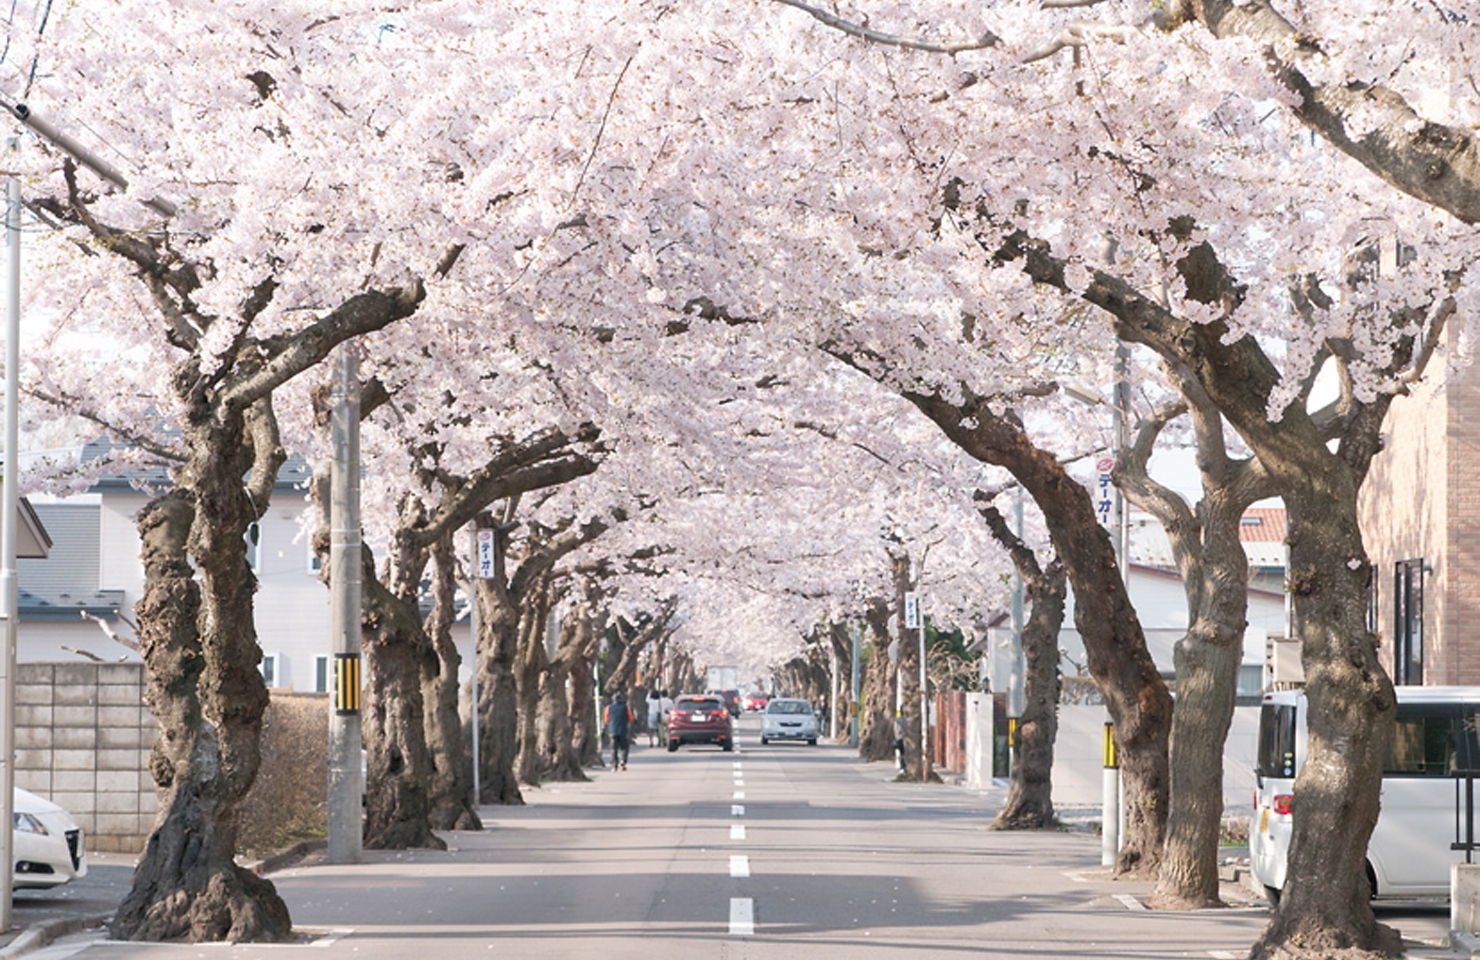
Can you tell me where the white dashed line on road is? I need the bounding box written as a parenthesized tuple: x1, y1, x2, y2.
(1113, 893, 1147, 911)
(732, 804, 744, 816)
(730, 855, 750, 877)
(731, 824, 746, 840)
(729, 897, 755, 935)
(733, 791, 745, 799)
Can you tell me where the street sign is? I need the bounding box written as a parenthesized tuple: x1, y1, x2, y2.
(904, 592, 920, 629)
(475, 528, 496, 579)
(1094, 456, 1115, 527)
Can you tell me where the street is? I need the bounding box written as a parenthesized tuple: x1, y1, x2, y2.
(16, 714, 1458, 960)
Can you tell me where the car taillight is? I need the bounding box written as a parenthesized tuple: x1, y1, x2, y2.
(1272, 794, 1293, 816)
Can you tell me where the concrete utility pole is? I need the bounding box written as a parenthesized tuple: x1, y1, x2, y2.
(327, 342, 363, 865)
(0, 173, 21, 927)
(849, 622, 860, 748)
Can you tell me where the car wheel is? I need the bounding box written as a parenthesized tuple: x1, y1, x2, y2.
(667, 740, 679, 752)
(1262, 885, 1280, 907)
(760, 737, 769, 745)
(722, 741, 734, 752)
(808, 738, 817, 746)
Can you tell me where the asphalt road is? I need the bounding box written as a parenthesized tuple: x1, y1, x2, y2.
(11, 714, 1462, 959)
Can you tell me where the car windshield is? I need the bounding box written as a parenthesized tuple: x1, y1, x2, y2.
(680, 699, 723, 710)
(767, 700, 812, 715)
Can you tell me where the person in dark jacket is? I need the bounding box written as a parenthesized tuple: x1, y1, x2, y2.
(605, 693, 633, 770)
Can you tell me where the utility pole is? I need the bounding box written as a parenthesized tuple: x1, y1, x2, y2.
(0, 172, 21, 926)
(327, 342, 363, 865)
(849, 621, 861, 748)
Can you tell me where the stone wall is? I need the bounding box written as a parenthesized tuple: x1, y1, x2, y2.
(15, 662, 155, 853)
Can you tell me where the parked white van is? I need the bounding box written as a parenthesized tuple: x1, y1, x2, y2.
(1251, 686, 1480, 902)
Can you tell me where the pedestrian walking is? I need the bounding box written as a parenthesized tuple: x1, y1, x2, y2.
(605, 692, 633, 770)
(646, 688, 663, 747)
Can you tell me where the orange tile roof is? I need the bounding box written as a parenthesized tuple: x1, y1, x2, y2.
(1238, 506, 1286, 543)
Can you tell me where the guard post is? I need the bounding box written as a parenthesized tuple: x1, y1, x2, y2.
(1102, 721, 1120, 867)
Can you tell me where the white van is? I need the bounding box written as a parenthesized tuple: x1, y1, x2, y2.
(1251, 686, 1480, 902)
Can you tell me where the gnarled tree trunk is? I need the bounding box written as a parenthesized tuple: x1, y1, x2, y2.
(114, 423, 291, 942)
(423, 534, 481, 831)
(858, 597, 898, 763)
(980, 502, 1065, 831)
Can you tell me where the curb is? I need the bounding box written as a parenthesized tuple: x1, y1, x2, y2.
(0, 913, 111, 959)
(249, 838, 328, 876)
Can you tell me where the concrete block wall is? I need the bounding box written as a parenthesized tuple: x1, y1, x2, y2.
(15, 662, 156, 852)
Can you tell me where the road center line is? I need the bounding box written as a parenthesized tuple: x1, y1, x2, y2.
(733, 791, 745, 800)
(729, 897, 755, 935)
(731, 824, 746, 840)
(732, 804, 744, 816)
(730, 855, 750, 878)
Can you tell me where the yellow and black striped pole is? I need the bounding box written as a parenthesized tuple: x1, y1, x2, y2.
(334, 653, 361, 715)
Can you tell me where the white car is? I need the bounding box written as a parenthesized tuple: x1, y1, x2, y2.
(760, 698, 819, 745)
(13, 787, 86, 889)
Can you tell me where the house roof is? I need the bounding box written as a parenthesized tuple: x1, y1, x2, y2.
(1131, 505, 1287, 570)
(81, 437, 313, 494)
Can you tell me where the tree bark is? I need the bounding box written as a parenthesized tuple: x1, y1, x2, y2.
(571, 602, 605, 768)
(980, 503, 1065, 831)
(514, 573, 554, 786)
(359, 547, 446, 850)
(538, 600, 590, 781)
(991, 228, 1416, 953)
(477, 568, 525, 806)
(423, 534, 481, 831)
(898, 388, 1172, 877)
(858, 597, 899, 763)
(113, 425, 291, 941)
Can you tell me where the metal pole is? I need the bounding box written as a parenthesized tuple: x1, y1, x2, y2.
(327, 342, 362, 865)
(829, 642, 839, 740)
(1008, 488, 1025, 780)
(919, 603, 930, 782)
(849, 622, 861, 748)
(469, 526, 480, 807)
(0, 174, 21, 925)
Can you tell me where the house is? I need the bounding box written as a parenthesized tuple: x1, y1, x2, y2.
(16, 446, 481, 692)
(1359, 356, 1480, 685)
(984, 504, 1289, 697)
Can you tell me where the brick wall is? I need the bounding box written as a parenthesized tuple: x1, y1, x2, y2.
(15, 662, 155, 852)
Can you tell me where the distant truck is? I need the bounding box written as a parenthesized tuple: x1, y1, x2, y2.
(705, 665, 741, 718)
(705, 665, 737, 692)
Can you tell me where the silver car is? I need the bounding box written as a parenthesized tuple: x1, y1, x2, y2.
(14, 787, 86, 889)
(760, 698, 819, 745)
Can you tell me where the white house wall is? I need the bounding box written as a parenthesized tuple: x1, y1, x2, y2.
(27, 489, 477, 694)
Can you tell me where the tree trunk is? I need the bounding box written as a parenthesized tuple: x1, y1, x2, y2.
(1249, 494, 1400, 958)
(1099, 379, 1276, 907)
(981, 503, 1066, 831)
(901, 389, 1172, 877)
(476, 573, 525, 806)
(858, 598, 898, 763)
(542, 599, 596, 780)
(113, 451, 291, 941)
(359, 545, 446, 851)
(423, 534, 480, 831)
(514, 574, 554, 786)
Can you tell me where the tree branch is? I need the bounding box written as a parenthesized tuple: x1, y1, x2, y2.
(769, 0, 1001, 54)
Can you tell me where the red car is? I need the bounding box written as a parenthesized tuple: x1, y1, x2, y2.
(743, 692, 771, 712)
(666, 695, 734, 752)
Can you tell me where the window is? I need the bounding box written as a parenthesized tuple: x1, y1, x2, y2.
(1384, 704, 1480, 776)
(1256, 703, 1297, 779)
(314, 655, 330, 694)
(1394, 559, 1425, 685)
(260, 653, 279, 688)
